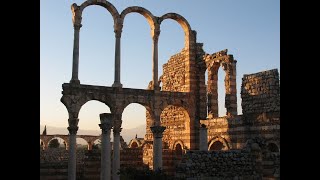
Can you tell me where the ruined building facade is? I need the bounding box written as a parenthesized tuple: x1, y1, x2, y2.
(40, 1, 280, 179)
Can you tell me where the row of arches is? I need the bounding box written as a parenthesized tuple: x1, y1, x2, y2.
(75, 1, 192, 45)
(40, 137, 101, 151)
(70, 0, 195, 91)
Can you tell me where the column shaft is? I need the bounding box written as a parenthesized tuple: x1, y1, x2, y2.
(199, 125, 208, 151)
(70, 27, 80, 84)
(68, 133, 77, 180)
(99, 113, 113, 180)
(101, 130, 111, 180)
(153, 136, 162, 170)
(113, 132, 120, 180)
(152, 38, 159, 89)
(112, 34, 122, 87)
(150, 126, 166, 171)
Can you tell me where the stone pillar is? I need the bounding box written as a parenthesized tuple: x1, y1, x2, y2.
(152, 29, 160, 90)
(199, 124, 208, 151)
(65, 142, 69, 151)
(88, 142, 93, 151)
(113, 120, 122, 180)
(224, 58, 237, 116)
(67, 125, 78, 180)
(112, 21, 123, 88)
(150, 125, 166, 171)
(99, 113, 113, 180)
(207, 65, 219, 118)
(42, 142, 48, 150)
(70, 4, 81, 84)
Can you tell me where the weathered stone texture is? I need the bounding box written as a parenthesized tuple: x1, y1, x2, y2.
(241, 69, 280, 115)
(53, 1, 280, 179)
(161, 49, 188, 92)
(175, 150, 261, 179)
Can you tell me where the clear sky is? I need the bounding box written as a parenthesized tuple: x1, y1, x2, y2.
(40, 0, 280, 131)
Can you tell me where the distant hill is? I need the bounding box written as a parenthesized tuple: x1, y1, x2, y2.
(40, 124, 146, 144)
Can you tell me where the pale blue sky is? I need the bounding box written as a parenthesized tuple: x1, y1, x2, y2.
(40, 0, 280, 131)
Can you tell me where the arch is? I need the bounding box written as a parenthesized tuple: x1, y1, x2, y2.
(131, 142, 138, 148)
(175, 143, 183, 156)
(122, 103, 149, 139)
(172, 140, 186, 150)
(128, 138, 143, 148)
(159, 13, 192, 48)
(92, 138, 101, 150)
(122, 101, 152, 115)
(76, 137, 89, 150)
(208, 136, 230, 151)
(47, 137, 67, 149)
(78, 100, 112, 131)
(79, 0, 120, 24)
(209, 141, 223, 151)
(160, 105, 191, 149)
(120, 6, 157, 31)
(77, 94, 114, 114)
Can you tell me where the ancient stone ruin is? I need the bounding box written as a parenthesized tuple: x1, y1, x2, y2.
(40, 0, 280, 180)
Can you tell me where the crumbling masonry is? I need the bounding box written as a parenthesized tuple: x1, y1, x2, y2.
(54, 0, 280, 180)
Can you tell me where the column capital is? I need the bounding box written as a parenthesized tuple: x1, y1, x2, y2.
(114, 23, 123, 38)
(113, 119, 122, 134)
(99, 113, 113, 134)
(150, 126, 166, 138)
(73, 23, 82, 30)
(99, 123, 113, 134)
(68, 126, 78, 135)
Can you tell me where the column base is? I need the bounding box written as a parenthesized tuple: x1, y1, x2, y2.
(153, 85, 161, 91)
(70, 79, 80, 84)
(112, 82, 123, 88)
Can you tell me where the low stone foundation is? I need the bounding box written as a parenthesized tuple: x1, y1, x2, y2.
(175, 150, 261, 180)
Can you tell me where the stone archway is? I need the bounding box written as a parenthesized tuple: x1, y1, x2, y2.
(78, 0, 120, 24)
(202, 50, 238, 117)
(208, 136, 230, 151)
(209, 141, 223, 151)
(175, 143, 183, 156)
(159, 13, 192, 49)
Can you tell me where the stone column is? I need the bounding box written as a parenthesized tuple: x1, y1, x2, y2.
(42, 142, 48, 150)
(224, 58, 238, 116)
(99, 113, 113, 180)
(67, 125, 78, 180)
(113, 120, 122, 180)
(112, 21, 123, 88)
(207, 65, 219, 118)
(150, 125, 166, 171)
(199, 124, 208, 151)
(70, 4, 81, 84)
(152, 29, 160, 90)
(87, 142, 93, 151)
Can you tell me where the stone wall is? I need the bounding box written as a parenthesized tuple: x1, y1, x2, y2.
(160, 105, 190, 149)
(241, 69, 280, 116)
(40, 149, 86, 180)
(175, 150, 261, 180)
(161, 49, 188, 92)
(120, 148, 148, 170)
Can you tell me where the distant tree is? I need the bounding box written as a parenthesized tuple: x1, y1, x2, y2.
(93, 140, 101, 150)
(48, 139, 60, 148)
